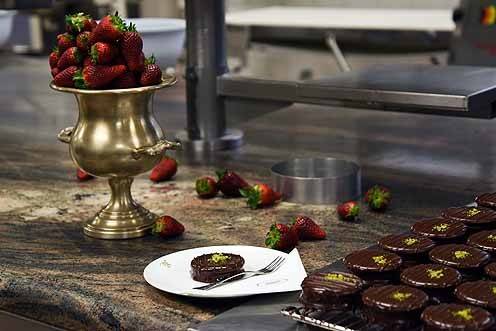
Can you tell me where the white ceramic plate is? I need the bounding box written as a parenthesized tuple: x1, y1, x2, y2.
(143, 245, 306, 298)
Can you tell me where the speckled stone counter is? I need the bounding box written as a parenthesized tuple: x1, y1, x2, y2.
(0, 164, 420, 331)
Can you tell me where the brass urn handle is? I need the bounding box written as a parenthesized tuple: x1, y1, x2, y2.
(132, 139, 181, 160)
(57, 126, 74, 144)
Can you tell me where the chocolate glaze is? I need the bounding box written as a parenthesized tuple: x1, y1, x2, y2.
(378, 234, 435, 255)
(299, 272, 364, 310)
(344, 249, 402, 273)
(421, 304, 495, 331)
(455, 280, 496, 311)
(190, 253, 244, 283)
(442, 206, 496, 225)
(362, 285, 428, 312)
(411, 217, 467, 242)
(400, 264, 461, 289)
(485, 262, 496, 279)
(476, 192, 496, 209)
(429, 244, 490, 270)
(467, 230, 496, 253)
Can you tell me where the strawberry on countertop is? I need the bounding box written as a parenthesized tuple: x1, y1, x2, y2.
(195, 176, 218, 199)
(77, 168, 94, 181)
(364, 185, 391, 211)
(337, 201, 360, 221)
(265, 223, 298, 252)
(152, 215, 184, 238)
(140, 55, 162, 86)
(240, 183, 281, 209)
(90, 13, 127, 43)
(216, 169, 250, 197)
(149, 156, 177, 182)
(73, 64, 126, 89)
(291, 216, 326, 240)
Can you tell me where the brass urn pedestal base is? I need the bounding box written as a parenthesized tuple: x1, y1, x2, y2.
(84, 177, 156, 239)
(51, 77, 179, 240)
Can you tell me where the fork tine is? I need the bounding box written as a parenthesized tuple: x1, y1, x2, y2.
(260, 256, 283, 272)
(266, 257, 285, 272)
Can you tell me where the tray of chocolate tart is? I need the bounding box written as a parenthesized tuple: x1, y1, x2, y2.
(281, 194, 496, 331)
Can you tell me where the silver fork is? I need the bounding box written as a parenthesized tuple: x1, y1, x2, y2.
(193, 256, 286, 291)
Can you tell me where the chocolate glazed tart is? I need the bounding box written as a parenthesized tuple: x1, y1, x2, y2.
(361, 285, 428, 331)
(485, 262, 496, 279)
(442, 206, 496, 232)
(344, 249, 402, 286)
(421, 303, 495, 331)
(467, 230, 496, 258)
(400, 264, 461, 303)
(455, 280, 496, 313)
(476, 192, 496, 209)
(299, 272, 364, 311)
(410, 217, 467, 243)
(190, 253, 244, 283)
(378, 234, 435, 267)
(429, 244, 490, 281)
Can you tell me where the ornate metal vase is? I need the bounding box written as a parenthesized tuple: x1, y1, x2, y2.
(51, 76, 180, 239)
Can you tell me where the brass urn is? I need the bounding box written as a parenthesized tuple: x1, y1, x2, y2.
(51, 76, 180, 239)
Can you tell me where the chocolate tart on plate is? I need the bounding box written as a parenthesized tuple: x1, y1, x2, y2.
(299, 271, 364, 311)
(400, 263, 461, 303)
(467, 230, 496, 259)
(361, 285, 428, 331)
(454, 280, 496, 313)
(485, 262, 496, 280)
(190, 252, 245, 283)
(344, 249, 402, 286)
(378, 234, 435, 267)
(442, 206, 496, 232)
(421, 303, 495, 331)
(476, 192, 496, 210)
(429, 244, 490, 281)
(410, 217, 467, 243)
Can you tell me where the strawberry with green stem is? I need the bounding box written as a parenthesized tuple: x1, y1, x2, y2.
(76, 31, 92, 52)
(291, 216, 326, 240)
(364, 185, 391, 211)
(140, 55, 162, 86)
(195, 176, 218, 199)
(216, 169, 250, 197)
(149, 156, 177, 182)
(49, 47, 59, 68)
(65, 13, 96, 33)
(152, 215, 184, 238)
(73, 64, 127, 89)
(53, 66, 78, 87)
(90, 42, 118, 64)
(90, 13, 127, 43)
(265, 223, 298, 252)
(337, 201, 360, 221)
(57, 33, 76, 53)
(57, 47, 82, 70)
(121, 23, 144, 72)
(240, 183, 281, 209)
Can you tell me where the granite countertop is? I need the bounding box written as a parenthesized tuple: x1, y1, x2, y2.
(0, 163, 419, 331)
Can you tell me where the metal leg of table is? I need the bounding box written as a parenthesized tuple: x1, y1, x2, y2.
(325, 33, 352, 72)
(176, 0, 243, 152)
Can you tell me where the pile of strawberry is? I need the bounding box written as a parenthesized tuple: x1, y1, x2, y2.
(50, 12, 162, 89)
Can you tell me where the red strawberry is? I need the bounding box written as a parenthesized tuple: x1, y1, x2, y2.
(265, 223, 298, 252)
(53, 66, 79, 87)
(57, 47, 82, 70)
(65, 13, 96, 33)
(337, 201, 360, 221)
(149, 157, 178, 182)
(76, 168, 94, 181)
(140, 55, 162, 86)
(364, 185, 391, 211)
(114, 55, 127, 65)
(90, 42, 117, 64)
(240, 183, 281, 209)
(76, 31, 91, 52)
(73, 64, 126, 89)
(121, 23, 144, 72)
(51, 67, 60, 78)
(49, 47, 59, 68)
(152, 215, 184, 238)
(57, 33, 76, 53)
(291, 216, 326, 240)
(195, 176, 218, 199)
(216, 169, 250, 197)
(90, 13, 127, 43)
(83, 56, 92, 67)
(112, 71, 138, 89)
